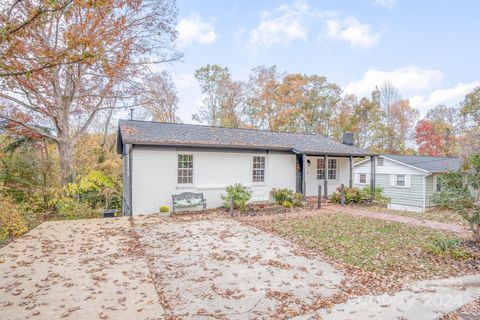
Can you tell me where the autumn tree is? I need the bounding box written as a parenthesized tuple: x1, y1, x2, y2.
(351, 89, 387, 151)
(0, 0, 179, 185)
(193, 65, 244, 127)
(415, 105, 460, 156)
(415, 119, 443, 156)
(461, 87, 480, 156)
(385, 99, 419, 153)
(137, 71, 179, 123)
(245, 66, 281, 130)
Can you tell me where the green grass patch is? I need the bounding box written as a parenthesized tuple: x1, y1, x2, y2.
(268, 212, 470, 275)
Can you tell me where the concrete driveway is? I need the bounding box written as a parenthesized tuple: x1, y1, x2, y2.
(1, 214, 478, 319)
(0, 216, 344, 319)
(0, 218, 163, 320)
(133, 215, 344, 318)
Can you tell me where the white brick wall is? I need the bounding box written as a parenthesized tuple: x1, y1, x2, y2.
(131, 147, 296, 214)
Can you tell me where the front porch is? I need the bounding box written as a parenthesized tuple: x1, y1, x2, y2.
(296, 154, 376, 199)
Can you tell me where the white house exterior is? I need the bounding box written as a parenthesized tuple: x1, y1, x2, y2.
(117, 120, 376, 215)
(354, 155, 462, 213)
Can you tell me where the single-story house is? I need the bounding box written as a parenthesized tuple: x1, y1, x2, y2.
(354, 154, 462, 213)
(117, 120, 376, 215)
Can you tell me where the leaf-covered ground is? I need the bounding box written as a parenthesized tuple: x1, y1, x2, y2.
(363, 205, 467, 226)
(239, 210, 479, 293)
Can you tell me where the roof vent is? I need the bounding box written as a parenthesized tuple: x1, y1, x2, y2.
(342, 132, 354, 146)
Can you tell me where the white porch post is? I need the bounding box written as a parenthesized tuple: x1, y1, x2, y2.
(349, 156, 353, 188)
(302, 154, 306, 196)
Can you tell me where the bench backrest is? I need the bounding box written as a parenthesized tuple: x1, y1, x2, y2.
(172, 192, 204, 201)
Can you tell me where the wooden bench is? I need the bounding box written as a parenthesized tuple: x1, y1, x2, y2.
(172, 192, 207, 214)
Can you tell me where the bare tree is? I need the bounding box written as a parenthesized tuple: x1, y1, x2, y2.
(137, 71, 179, 123)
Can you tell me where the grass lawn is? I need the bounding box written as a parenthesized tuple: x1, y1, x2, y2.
(242, 211, 477, 280)
(363, 205, 467, 226)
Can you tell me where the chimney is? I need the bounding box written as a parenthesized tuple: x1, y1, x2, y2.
(342, 132, 354, 146)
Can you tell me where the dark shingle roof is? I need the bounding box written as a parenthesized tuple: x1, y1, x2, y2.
(117, 120, 375, 156)
(383, 154, 462, 173)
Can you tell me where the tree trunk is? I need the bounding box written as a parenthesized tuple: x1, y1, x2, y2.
(57, 139, 74, 186)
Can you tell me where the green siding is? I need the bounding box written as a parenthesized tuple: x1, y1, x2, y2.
(425, 175, 435, 208)
(376, 173, 424, 208)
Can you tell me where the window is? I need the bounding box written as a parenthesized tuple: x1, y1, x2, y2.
(396, 174, 405, 187)
(436, 177, 442, 192)
(377, 157, 384, 166)
(252, 156, 265, 182)
(177, 154, 193, 184)
(317, 159, 325, 180)
(328, 159, 337, 180)
(317, 158, 337, 180)
(359, 173, 366, 184)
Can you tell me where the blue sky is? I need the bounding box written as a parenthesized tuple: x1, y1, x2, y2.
(161, 0, 480, 123)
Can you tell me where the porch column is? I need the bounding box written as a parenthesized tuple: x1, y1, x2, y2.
(370, 156, 376, 195)
(302, 154, 307, 196)
(349, 156, 353, 188)
(324, 155, 328, 199)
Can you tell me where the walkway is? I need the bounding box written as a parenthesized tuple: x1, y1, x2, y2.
(325, 205, 469, 234)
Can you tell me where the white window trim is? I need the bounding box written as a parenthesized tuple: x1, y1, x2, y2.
(359, 173, 367, 185)
(395, 174, 407, 188)
(252, 155, 267, 185)
(177, 153, 195, 187)
(317, 158, 338, 181)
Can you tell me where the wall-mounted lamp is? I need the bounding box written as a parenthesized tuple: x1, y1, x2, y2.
(307, 159, 311, 166)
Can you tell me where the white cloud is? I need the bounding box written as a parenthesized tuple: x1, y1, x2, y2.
(173, 73, 196, 89)
(372, 0, 397, 10)
(177, 13, 216, 48)
(248, 0, 310, 52)
(345, 66, 444, 97)
(325, 17, 381, 48)
(410, 81, 480, 114)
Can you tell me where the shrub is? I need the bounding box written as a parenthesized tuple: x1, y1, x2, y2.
(363, 186, 390, 205)
(426, 236, 471, 260)
(433, 154, 480, 242)
(54, 196, 100, 220)
(0, 192, 28, 241)
(282, 201, 293, 208)
(222, 183, 252, 212)
(271, 188, 305, 207)
(160, 205, 170, 213)
(72, 170, 121, 209)
(331, 186, 388, 205)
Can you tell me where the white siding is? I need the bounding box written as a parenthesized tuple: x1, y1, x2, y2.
(354, 157, 426, 175)
(131, 147, 296, 214)
(305, 156, 350, 197)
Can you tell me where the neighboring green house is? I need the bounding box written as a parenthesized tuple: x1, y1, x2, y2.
(354, 155, 462, 213)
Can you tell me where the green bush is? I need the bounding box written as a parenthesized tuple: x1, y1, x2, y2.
(222, 183, 252, 212)
(282, 201, 293, 208)
(0, 192, 28, 241)
(331, 186, 388, 205)
(160, 205, 170, 213)
(426, 236, 471, 260)
(54, 196, 100, 220)
(271, 188, 305, 207)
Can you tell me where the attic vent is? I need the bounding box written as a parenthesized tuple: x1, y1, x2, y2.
(377, 158, 384, 166)
(342, 132, 354, 146)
